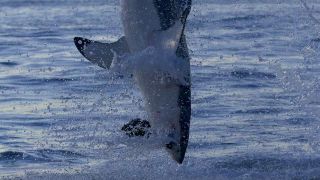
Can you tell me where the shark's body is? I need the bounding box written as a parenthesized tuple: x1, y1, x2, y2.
(74, 0, 192, 164)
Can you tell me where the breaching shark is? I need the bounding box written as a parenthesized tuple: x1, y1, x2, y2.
(74, 0, 192, 164)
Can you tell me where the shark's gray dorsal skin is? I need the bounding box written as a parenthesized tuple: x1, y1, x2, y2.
(153, 0, 192, 31)
(74, 0, 192, 164)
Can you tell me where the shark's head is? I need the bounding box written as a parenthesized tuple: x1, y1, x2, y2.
(166, 141, 186, 164)
(165, 125, 189, 164)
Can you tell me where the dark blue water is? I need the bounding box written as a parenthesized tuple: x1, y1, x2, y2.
(1, 0, 320, 179)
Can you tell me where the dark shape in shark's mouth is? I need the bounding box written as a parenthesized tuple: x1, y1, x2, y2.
(121, 118, 151, 137)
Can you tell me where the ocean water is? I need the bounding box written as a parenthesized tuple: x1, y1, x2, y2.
(1, 0, 320, 179)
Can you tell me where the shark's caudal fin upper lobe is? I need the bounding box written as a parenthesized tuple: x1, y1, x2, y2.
(74, 36, 129, 69)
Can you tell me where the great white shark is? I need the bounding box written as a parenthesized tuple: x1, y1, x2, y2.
(74, 0, 192, 164)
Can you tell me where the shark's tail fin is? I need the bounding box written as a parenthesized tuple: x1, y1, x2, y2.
(74, 36, 129, 69)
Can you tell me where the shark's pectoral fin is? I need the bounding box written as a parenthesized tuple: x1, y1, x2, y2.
(74, 36, 129, 69)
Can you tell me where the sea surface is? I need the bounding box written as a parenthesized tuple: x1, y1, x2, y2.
(1, 0, 320, 179)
